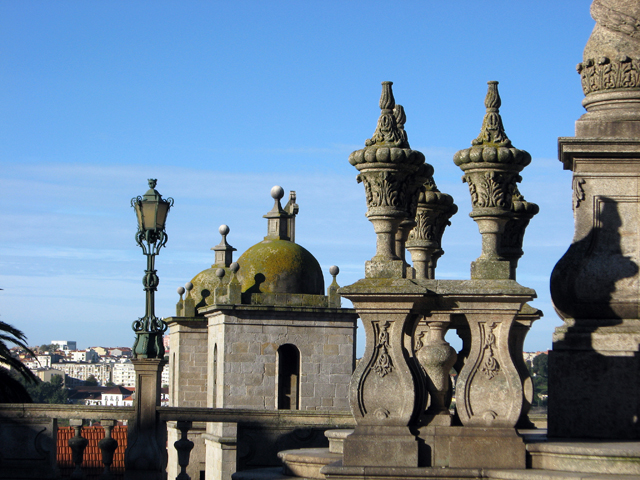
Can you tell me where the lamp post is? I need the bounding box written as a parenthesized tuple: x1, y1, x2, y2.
(130, 178, 174, 359)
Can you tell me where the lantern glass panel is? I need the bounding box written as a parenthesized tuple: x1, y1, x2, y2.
(141, 201, 158, 231)
(155, 202, 169, 230)
(134, 203, 144, 231)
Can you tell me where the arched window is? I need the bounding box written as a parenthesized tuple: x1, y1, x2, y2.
(277, 344, 300, 410)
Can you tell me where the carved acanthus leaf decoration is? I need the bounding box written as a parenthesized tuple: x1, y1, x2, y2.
(365, 82, 410, 148)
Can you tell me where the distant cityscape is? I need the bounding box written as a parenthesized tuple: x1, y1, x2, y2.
(10, 338, 171, 407)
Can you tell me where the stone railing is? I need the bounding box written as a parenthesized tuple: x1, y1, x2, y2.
(159, 407, 356, 480)
(0, 403, 355, 480)
(0, 404, 134, 479)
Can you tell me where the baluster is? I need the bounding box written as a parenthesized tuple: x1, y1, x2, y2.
(68, 419, 88, 480)
(174, 420, 194, 480)
(98, 419, 119, 480)
(415, 316, 457, 426)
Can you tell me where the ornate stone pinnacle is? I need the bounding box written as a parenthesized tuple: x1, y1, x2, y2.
(453, 81, 534, 280)
(472, 81, 511, 148)
(364, 81, 410, 149)
(348, 82, 431, 278)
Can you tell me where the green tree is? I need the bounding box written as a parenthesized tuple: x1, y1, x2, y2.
(85, 374, 98, 386)
(22, 374, 69, 404)
(0, 320, 37, 402)
(532, 353, 548, 378)
(528, 353, 548, 407)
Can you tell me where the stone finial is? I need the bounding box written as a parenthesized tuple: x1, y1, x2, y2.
(501, 187, 539, 280)
(327, 265, 341, 308)
(584, 0, 640, 62)
(263, 186, 292, 241)
(406, 180, 458, 279)
(212, 224, 236, 268)
(363, 81, 410, 148)
(182, 282, 195, 316)
(577, 1, 640, 96)
(472, 81, 511, 147)
(348, 81, 433, 279)
(228, 262, 241, 304)
(454, 81, 533, 280)
(176, 285, 185, 316)
(284, 191, 299, 243)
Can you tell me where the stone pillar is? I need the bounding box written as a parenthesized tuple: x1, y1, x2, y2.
(549, 0, 640, 440)
(454, 297, 530, 429)
(204, 422, 237, 480)
(124, 358, 167, 480)
(340, 280, 429, 467)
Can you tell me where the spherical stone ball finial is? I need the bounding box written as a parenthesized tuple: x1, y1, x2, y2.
(215, 268, 225, 279)
(185, 282, 193, 292)
(177, 286, 185, 296)
(271, 185, 285, 200)
(219, 224, 230, 236)
(329, 265, 340, 277)
(230, 262, 240, 274)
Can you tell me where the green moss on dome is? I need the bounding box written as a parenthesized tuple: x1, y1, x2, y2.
(236, 239, 324, 295)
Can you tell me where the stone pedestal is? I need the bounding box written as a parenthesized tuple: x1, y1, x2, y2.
(417, 426, 526, 469)
(453, 293, 532, 429)
(339, 278, 428, 467)
(550, 138, 640, 439)
(549, 2, 640, 439)
(124, 358, 167, 480)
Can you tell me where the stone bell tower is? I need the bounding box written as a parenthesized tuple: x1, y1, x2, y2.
(550, 0, 640, 439)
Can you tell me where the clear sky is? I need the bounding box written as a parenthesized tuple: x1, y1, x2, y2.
(0, 1, 593, 355)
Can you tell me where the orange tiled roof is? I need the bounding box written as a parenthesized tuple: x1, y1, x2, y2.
(57, 425, 127, 475)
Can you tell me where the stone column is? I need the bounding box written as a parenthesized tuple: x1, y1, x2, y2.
(124, 358, 167, 480)
(549, 0, 640, 440)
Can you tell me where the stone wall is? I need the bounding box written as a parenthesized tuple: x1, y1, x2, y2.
(167, 318, 208, 408)
(207, 308, 357, 411)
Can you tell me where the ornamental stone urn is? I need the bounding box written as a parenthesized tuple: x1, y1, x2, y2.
(349, 81, 433, 279)
(406, 179, 457, 279)
(453, 81, 532, 280)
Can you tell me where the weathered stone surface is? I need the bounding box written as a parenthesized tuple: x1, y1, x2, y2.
(528, 439, 640, 475)
(584, 0, 640, 67)
(454, 81, 535, 281)
(550, 137, 640, 440)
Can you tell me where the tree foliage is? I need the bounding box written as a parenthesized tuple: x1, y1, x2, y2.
(528, 353, 548, 406)
(85, 374, 98, 386)
(20, 374, 69, 404)
(0, 320, 38, 403)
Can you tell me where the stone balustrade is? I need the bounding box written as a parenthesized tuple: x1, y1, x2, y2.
(0, 404, 355, 480)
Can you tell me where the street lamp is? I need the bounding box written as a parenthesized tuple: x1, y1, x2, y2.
(130, 179, 174, 359)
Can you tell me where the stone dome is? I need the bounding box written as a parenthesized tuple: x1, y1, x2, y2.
(235, 238, 324, 295)
(187, 266, 218, 309)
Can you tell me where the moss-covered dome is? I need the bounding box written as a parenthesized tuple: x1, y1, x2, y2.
(186, 266, 218, 310)
(236, 238, 324, 295)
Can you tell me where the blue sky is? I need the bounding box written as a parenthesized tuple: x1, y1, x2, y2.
(0, 1, 593, 355)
